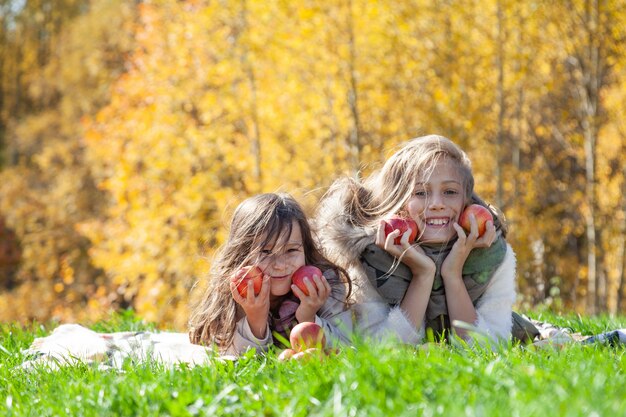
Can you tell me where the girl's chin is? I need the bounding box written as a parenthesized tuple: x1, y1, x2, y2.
(270, 289, 292, 298)
(420, 231, 456, 244)
(270, 281, 293, 297)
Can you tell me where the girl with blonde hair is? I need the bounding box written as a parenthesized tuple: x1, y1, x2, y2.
(315, 135, 523, 344)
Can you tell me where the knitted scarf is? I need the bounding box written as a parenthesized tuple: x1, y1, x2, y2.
(360, 233, 507, 335)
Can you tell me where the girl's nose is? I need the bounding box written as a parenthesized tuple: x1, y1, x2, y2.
(272, 253, 287, 269)
(428, 194, 445, 209)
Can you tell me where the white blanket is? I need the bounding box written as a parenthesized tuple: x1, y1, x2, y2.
(22, 320, 626, 369)
(22, 324, 235, 370)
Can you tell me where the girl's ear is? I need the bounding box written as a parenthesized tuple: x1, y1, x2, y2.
(396, 208, 409, 217)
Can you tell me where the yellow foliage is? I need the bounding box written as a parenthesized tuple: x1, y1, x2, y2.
(2, 0, 626, 324)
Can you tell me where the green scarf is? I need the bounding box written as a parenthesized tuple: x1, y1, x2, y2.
(421, 234, 508, 291)
(360, 234, 507, 330)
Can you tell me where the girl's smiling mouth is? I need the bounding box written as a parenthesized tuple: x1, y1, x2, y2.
(270, 275, 290, 280)
(425, 217, 452, 226)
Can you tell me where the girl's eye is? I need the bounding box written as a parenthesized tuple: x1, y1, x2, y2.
(286, 244, 303, 253)
(261, 249, 272, 255)
(414, 190, 427, 197)
(444, 189, 459, 195)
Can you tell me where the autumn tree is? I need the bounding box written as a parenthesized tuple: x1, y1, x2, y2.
(0, 0, 136, 322)
(2, 0, 626, 325)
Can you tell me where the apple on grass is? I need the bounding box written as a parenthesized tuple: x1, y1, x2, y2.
(384, 215, 419, 245)
(277, 348, 296, 361)
(289, 322, 326, 352)
(231, 266, 264, 298)
(278, 348, 324, 362)
(291, 348, 323, 361)
(458, 204, 494, 237)
(291, 265, 322, 296)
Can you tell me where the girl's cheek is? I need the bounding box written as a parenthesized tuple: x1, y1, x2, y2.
(257, 259, 271, 272)
(293, 255, 306, 270)
(405, 201, 423, 219)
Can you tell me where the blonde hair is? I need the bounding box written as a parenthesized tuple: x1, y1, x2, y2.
(334, 134, 505, 232)
(189, 193, 351, 349)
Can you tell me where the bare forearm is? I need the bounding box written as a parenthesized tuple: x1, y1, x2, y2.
(246, 315, 269, 339)
(400, 269, 435, 329)
(442, 277, 477, 338)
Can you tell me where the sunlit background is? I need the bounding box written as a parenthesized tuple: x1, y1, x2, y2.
(1, 0, 625, 329)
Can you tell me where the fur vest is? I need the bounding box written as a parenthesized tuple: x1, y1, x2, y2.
(314, 186, 516, 344)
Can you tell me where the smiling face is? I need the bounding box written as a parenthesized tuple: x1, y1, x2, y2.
(255, 220, 306, 298)
(405, 159, 466, 244)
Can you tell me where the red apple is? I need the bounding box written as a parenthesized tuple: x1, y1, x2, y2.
(231, 266, 264, 298)
(289, 322, 326, 352)
(292, 265, 322, 296)
(458, 204, 494, 237)
(384, 216, 419, 245)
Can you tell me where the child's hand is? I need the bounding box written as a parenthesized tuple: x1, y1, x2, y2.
(441, 219, 496, 280)
(292, 272, 331, 323)
(230, 273, 271, 338)
(375, 220, 436, 278)
(462, 211, 497, 248)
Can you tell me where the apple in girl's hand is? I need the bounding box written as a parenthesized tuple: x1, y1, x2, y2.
(231, 266, 264, 298)
(292, 265, 322, 296)
(289, 322, 326, 352)
(459, 204, 494, 237)
(384, 216, 419, 245)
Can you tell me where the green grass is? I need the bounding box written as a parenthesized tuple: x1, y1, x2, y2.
(1, 311, 626, 416)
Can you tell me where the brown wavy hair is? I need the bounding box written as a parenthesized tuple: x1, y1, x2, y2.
(188, 193, 351, 349)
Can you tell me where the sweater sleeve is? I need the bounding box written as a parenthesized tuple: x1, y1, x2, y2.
(313, 273, 354, 348)
(225, 317, 273, 356)
(348, 301, 425, 344)
(473, 244, 517, 341)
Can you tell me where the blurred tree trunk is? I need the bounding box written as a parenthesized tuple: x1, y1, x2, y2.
(240, 0, 262, 190)
(580, 0, 601, 313)
(494, 0, 505, 210)
(616, 139, 626, 312)
(0, 5, 5, 168)
(346, 0, 361, 175)
(561, 0, 604, 313)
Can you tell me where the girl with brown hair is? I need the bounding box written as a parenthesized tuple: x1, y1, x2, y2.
(189, 193, 352, 355)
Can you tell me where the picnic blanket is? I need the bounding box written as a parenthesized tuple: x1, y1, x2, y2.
(21, 319, 626, 370)
(528, 317, 626, 348)
(21, 324, 235, 370)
